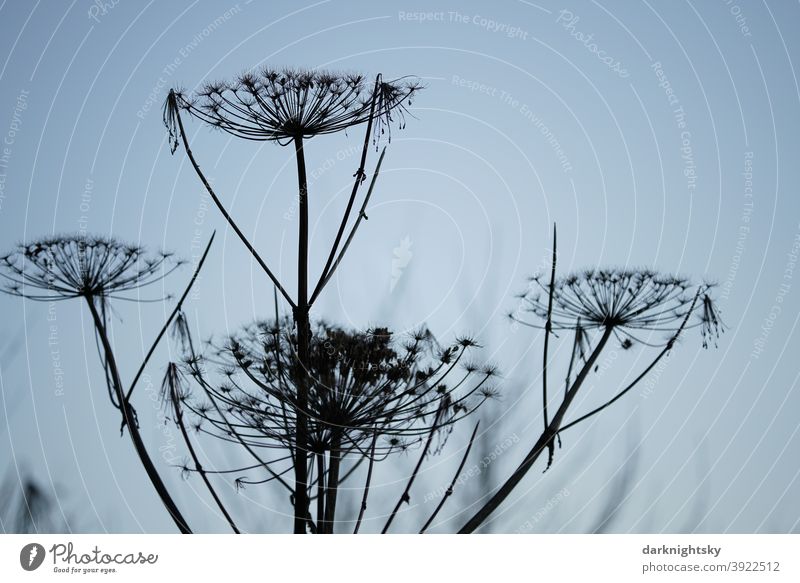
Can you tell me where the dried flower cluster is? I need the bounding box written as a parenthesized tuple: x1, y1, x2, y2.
(0, 55, 729, 535)
(0, 235, 181, 301)
(0, 234, 201, 534)
(513, 268, 724, 347)
(163, 65, 425, 534)
(181, 318, 498, 460)
(458, 260, 725, 533)
(165, 68, 421, 149)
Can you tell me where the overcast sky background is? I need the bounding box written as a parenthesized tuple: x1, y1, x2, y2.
(1, 0, 799, 533)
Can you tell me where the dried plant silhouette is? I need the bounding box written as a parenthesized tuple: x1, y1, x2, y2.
(0, 64, 726, 534)
(168, 318, 496, 533)
(457, 227, 723, 533)
(163, 67, 422, 532)
(1, 233, 216, 533)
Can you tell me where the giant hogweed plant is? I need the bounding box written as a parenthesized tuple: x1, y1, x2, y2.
(163, 67, 421, 533)
(165, 316, 496, 533)
(1, 66, 724, 534)
(457, 227, 723, 533)
(0, 234, 216, 533)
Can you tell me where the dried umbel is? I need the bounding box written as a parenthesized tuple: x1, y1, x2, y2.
(163, 65, 424, 532)
(513, 268, 724, 348)
(0, 233, 205, 534)
(183, 318, 497, 458)
(164, 68, 421, 149)
(459, 259, 725, 534)
(0, 235, 181, 301)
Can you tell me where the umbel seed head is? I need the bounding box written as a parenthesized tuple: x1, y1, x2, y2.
(515, 268, 724, 347)
(0, 235, 182, 301)
(185, 318, 497, 458)
(164, 67, 422, 150)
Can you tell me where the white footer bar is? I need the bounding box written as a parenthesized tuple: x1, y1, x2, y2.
(1, 534, 796, 581)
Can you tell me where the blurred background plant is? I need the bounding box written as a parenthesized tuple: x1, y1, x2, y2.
(0, 468, 71, 534)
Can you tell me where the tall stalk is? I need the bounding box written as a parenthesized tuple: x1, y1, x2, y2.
(315, 453, 325, 529)
(85, 298, 192, 534)
(457, 326, 613, 534)
(293, 135, 311, 534)
(321, 432, 342, 533)
(166, 364, 240, 533)
(353, 433, 378, 534)
(382, 406, 445, 533)
(163, 69, 423, 533)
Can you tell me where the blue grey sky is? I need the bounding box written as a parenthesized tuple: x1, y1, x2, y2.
(0, 0, 798, 533)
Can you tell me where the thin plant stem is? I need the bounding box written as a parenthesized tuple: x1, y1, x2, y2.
(419, 421, 480, 533)
(353, 432, 378, 534)
(272, 286, 295, 468)
(542, 225, 557, 461)
(292, 134, 311, 534)
(126, 232, 215, 402)
(563, 317, 583, 403)
(310, 147, 386, 303)
(186, 344, 295, 495)
(85, 297, 192, 534)
(168, 91, 295, 309)
(457, 326, 613, 534)
(315, 453, 325, 529)
(169, 367, 241, 533)
(180, 324, 299, 499)
(311, 75, 381, 302)
(382, 406, 444, 534)
(332, 454, 365, 489)
(322, 432, 342, 533)
(559, 348, 666, 433)
(558, 290, 701, 434)
(190, 367, 318, 533)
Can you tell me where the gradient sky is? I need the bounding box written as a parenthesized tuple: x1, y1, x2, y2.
(1, 0, 799, 533)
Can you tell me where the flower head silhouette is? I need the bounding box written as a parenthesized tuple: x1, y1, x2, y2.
(163, 65, 423, 534)
(0, 232, 207, 534)
(184, 318, 496, 457)
(164, 68, 421, 149)
(0, 235, 182, 301)
(514, 268, 724, 347)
